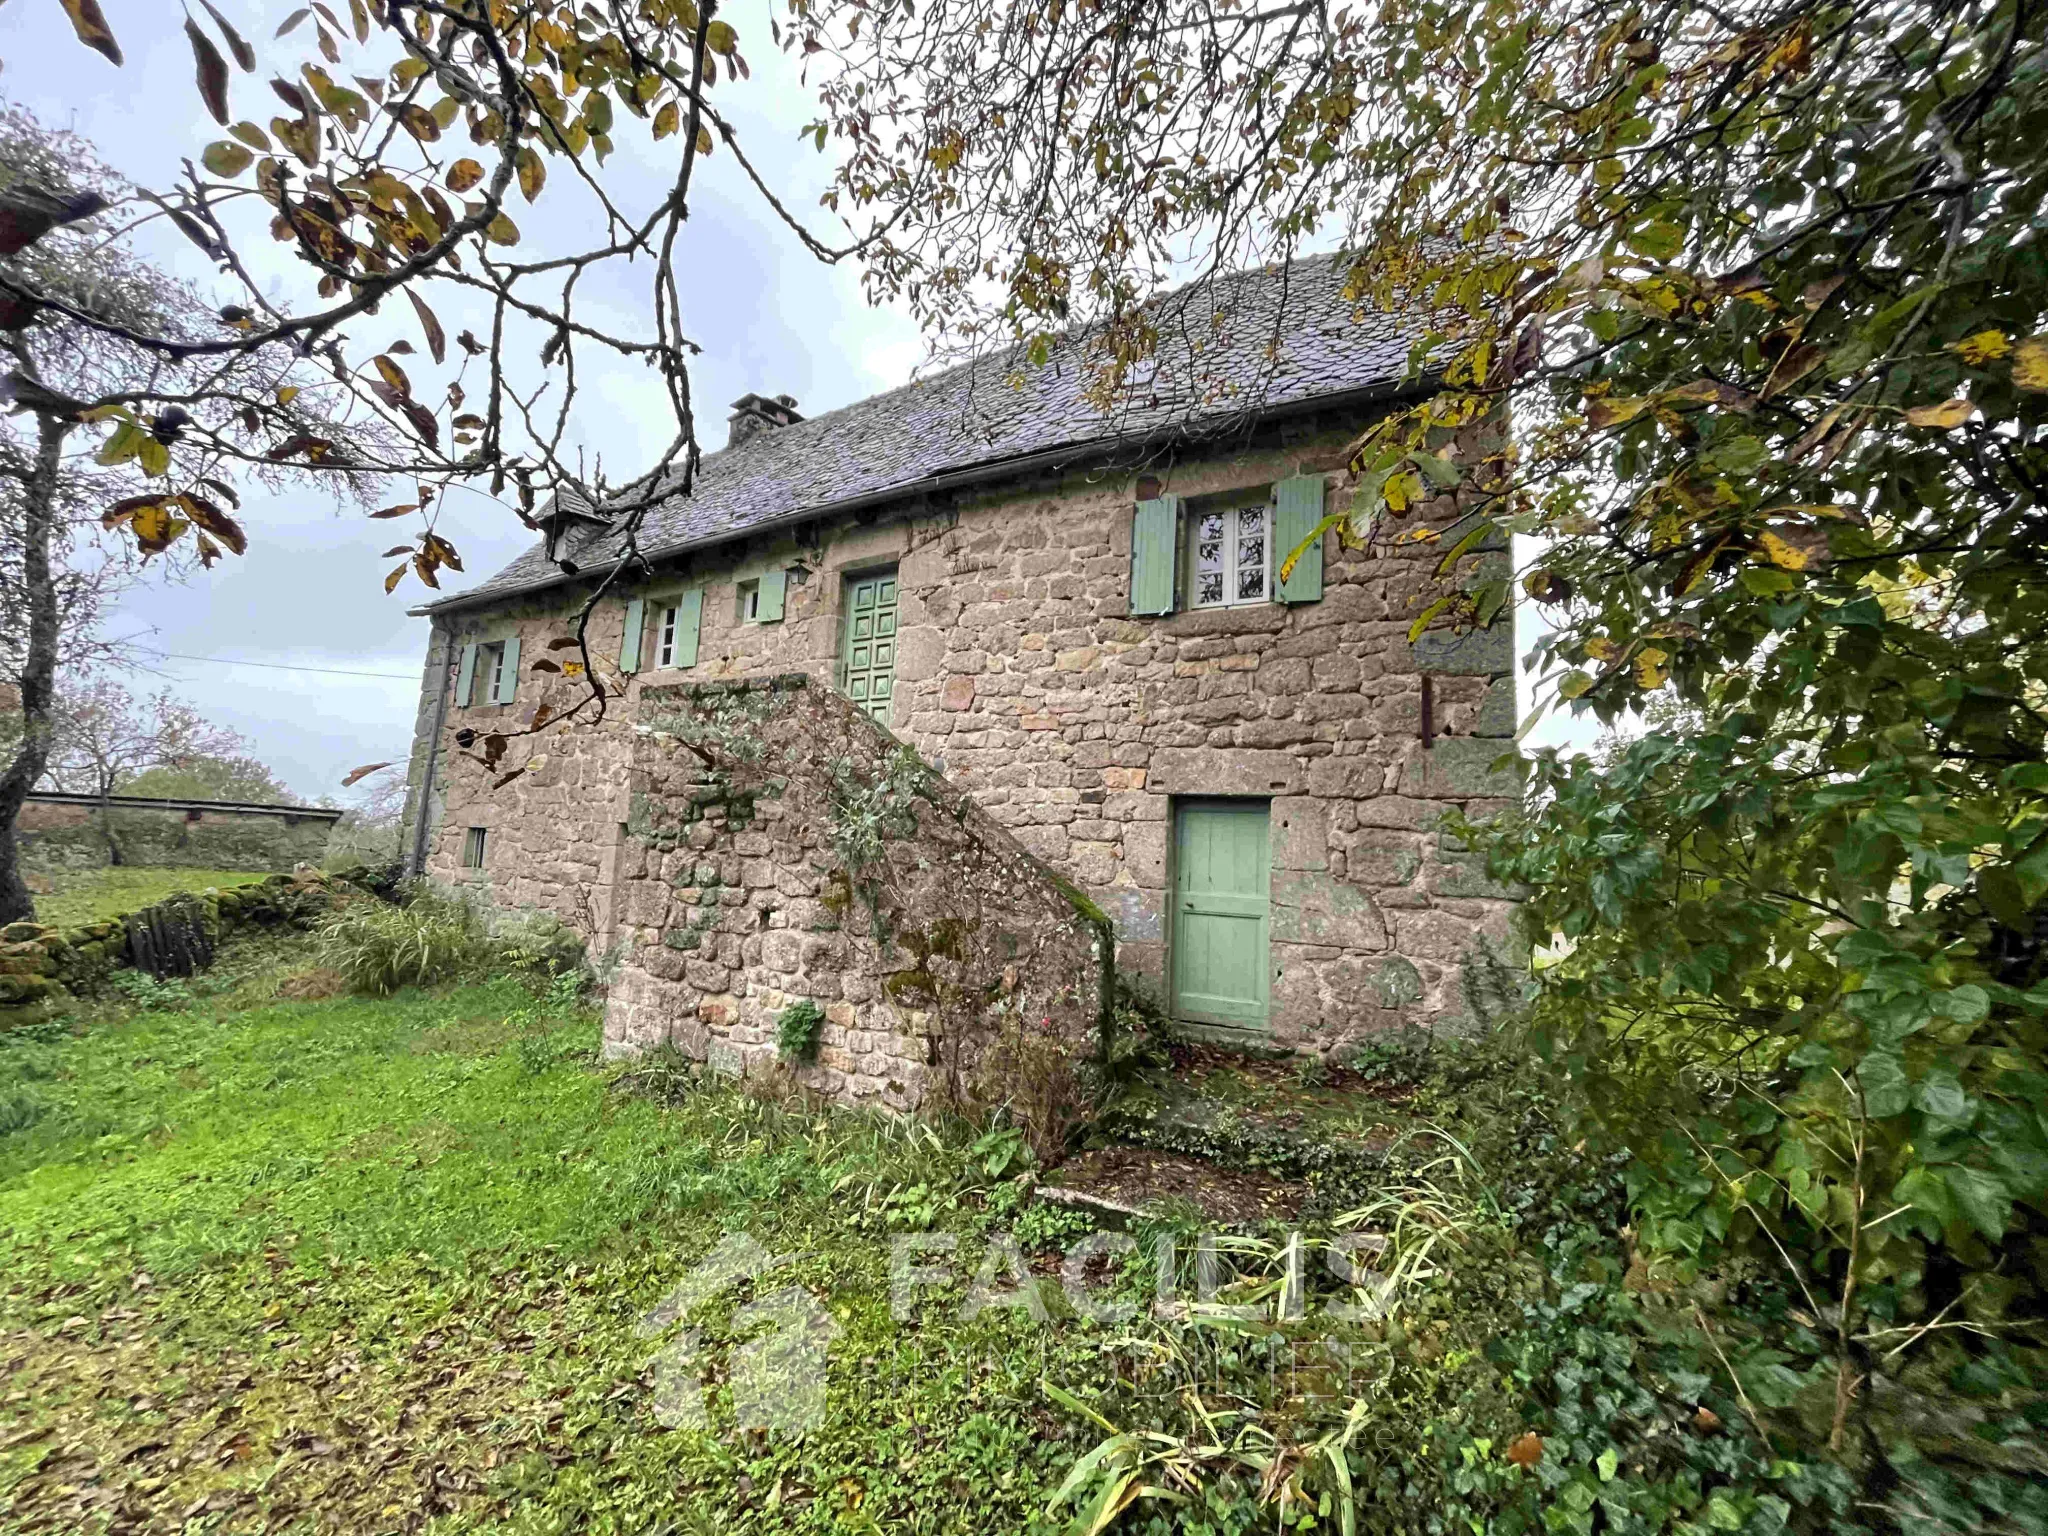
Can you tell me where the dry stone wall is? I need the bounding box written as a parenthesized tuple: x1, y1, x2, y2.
(414, 412, 1521, 1063)
(604, 676, 1110, 1139)
(0, 869, 367, 1024)
(17, 798, 342, 873)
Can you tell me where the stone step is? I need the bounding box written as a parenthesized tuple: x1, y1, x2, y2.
(1086, 1037, 1424, 1218)
(1038, 1146, 1307, 1226)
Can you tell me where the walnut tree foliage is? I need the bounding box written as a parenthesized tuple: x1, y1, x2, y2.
(793, 0, 2048, 1515)
(4, 0, 878, 920)
(17, 0, 872, 673)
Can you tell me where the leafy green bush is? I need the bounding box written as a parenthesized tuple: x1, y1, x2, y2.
(1462, 719, 2048, 1531)
(489, 907, 588, 985)
(1012, 1198, 1093, 1254)
(775, 997, 825, 1063)
(104, 969, 196, 1012)
(315, 885, 489, 996)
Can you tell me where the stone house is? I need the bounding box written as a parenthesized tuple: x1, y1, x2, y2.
(400, 256, 1519, 1103)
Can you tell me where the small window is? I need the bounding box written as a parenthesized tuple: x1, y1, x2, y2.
(1188, 502, 1271, 609)
(473, 640, 513, 704)
(657, 602, 681, 668)
(735, 579, 761, 624)
(462, 826, 488, 868)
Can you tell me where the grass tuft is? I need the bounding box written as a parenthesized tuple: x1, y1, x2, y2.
(28, 865, 268, 928)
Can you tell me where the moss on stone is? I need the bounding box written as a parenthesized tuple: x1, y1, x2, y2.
(882, 968, 938, 1006)
(819, 868, 854, 917)
(1046, 872, 1111, 928)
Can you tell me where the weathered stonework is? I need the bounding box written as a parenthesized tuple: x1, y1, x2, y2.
(16, 794, 342, 873)
(410, 413, 1521, 1067)
(0, 869, 369, 1024)
(603, 676, 1108, 1136)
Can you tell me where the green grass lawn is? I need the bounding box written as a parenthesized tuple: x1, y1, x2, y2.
(28, 865, 271, 928)
(0, 949, 1161, 1534)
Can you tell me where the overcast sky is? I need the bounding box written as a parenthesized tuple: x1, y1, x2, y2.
(1, 2, 926, 803)
(2, 3, 1584, 802)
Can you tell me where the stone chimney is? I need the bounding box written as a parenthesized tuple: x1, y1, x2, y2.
(726, 392, 803, 448)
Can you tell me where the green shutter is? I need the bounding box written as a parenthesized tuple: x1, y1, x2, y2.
(673, 589, 703, 667)
(619, 598, 645, 674)
(758, 567, 786, 623)
(455, 641, 478, 706)
(496, 635, 520, 703)
(1130, 495, 1180, 616)
(1273, 475, 1325, 605)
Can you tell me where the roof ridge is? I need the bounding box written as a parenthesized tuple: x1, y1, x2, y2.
(422, 251, 1411, 616)
(699, 249, 1353, 465)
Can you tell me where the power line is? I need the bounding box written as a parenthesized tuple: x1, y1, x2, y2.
(155, 651, 420, 682)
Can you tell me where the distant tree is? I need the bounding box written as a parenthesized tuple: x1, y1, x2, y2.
(121, 753, 297, 807)
(0, 106, 369, 921)
(322, 771, 407, 869)
(39, 673, 249, 865)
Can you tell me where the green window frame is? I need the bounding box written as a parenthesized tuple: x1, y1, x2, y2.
(654, 589, 703, 669)
(457, 634, 520, 707)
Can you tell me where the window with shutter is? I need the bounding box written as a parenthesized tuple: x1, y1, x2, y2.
(657, 589, 702, 668)
(1272, 475, 1326, 604)
(469, 641, 503, 706)
(619, 598, 645, 673)
(1130, 495, 1181, 616)
(494, 636, 520, 703)
(1187, 502, 1273, 610)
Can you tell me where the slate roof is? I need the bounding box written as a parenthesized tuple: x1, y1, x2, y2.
(422, 252, 1427, 614)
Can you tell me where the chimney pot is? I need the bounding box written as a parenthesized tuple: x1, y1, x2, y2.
(727, 392, 804, 448)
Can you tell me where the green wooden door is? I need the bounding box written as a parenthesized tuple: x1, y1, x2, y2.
(840, 569, 899, 723)
(1172, 799, 1271, 1030)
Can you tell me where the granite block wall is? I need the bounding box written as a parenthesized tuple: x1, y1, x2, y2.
(602, 676, 1109, 1133)
(412, 413, 1520, 1059)
(17, 799, 342, 873)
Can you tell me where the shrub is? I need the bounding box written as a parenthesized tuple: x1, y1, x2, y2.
(961, 1005, 1092, 1165)
(489, 907, 588, 985)
(315, 885, 488, 996)
(104, 969, 196, 1012)
(776, 997, 825, 1063)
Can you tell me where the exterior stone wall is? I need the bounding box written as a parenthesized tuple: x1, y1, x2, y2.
(16, 796, 343, 873)
(0, 869, 364, 1024)
(411, 409, 1520, 1063)
(604, 677, 1109, 1136)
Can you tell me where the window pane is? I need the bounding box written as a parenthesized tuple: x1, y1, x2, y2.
(1235, 507, 1267, 602)
(1194, 511, 1226, 606)
(1241, 510, 1268, 594)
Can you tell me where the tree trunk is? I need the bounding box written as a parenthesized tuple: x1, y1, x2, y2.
(96, 774, 123, 866)
(0, 408, 68, 925)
